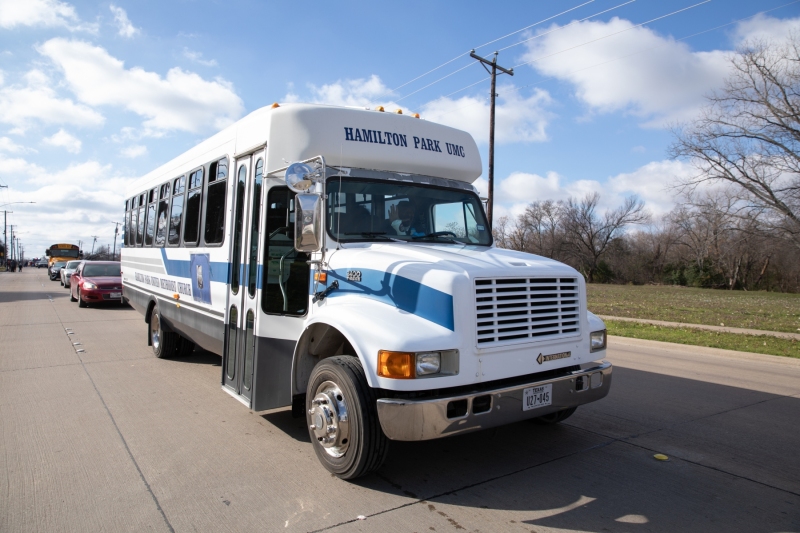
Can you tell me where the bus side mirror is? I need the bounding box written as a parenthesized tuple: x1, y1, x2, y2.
(295, 193, 323, 252)
(45, 250, 50, 257)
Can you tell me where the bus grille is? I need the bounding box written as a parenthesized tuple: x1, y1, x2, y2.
(475, 277, 580, 346)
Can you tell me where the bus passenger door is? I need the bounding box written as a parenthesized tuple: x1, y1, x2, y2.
(222, 154, 263, 405)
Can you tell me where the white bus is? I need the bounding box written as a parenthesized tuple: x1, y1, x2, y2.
(122, 103, 612, 479)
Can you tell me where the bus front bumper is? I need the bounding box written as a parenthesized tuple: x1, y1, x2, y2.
(376, 361, 612, 441)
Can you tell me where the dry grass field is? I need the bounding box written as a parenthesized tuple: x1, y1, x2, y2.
(587, 284, 800, 333)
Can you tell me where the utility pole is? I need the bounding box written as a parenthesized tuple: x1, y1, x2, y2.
(9, 225, 14, 262)
(2, 210, 9, 264)
(470, 49, 513, 230)
(112, 222, 121, 261)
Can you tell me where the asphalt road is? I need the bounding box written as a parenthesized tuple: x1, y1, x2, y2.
(1, 269, 798, 532)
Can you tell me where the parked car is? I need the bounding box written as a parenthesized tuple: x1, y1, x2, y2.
(37, 259, 48, 268)
(60, 260, 83, 288)
(70, 261, 123, 307)
(49, 261, 66, 281)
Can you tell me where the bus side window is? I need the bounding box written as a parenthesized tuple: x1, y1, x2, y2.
(136, 202, 145, 247)
(183, 168, 203, 245)
(204, 157, 228, 245)
(155, 182, 170, 247)
(125, 201, 132, 246)
(168, 176, 184, 245)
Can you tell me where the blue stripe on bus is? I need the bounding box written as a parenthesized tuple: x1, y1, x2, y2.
(325, 268, 454, 331)
(159, 249, 229, 283)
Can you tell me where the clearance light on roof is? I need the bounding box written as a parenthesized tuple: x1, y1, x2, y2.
(395, 109, 402, 114)
(413, 113, 420, 118)
(375, 106, 385, 112)
(271, 102, 280, 108)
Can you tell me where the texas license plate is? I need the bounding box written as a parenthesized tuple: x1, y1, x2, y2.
(110, 292, 121, 299)
(522, 384, 552, 411)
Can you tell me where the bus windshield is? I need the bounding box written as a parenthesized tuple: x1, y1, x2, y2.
(326, 178, 492, 245)
(49, 248, 80, 258)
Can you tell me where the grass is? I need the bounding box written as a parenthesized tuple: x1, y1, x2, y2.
(606, 320, 800, 359)
(587, 284, 800, 334)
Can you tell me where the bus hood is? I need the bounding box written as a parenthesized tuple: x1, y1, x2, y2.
(324, 242, 580, 297)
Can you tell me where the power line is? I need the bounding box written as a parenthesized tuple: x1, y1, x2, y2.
(396, 0, 638, 104)
(511, 0, 712, 70)
(391, 0, 596, 93)
(436, 0, 718, 103)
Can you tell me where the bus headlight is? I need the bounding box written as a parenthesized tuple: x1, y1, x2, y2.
(415, 352, 441, 376)
(590, 330, 607, 352)
(378, 350, 458, 379)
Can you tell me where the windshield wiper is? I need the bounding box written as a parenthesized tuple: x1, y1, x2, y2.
(411, 231, 459, 242)
(344, 232, 405, 242)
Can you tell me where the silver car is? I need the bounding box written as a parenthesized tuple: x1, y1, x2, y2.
(61, 260, 84, 288)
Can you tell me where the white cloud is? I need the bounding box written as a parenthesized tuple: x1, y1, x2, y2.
(182, 48, 217, 67)
(2, 160, 134, 254)
(291, 75, 396, 108)
(0, 0, 97, 32)
(288, 75, 553, 145)
(120, 145, 147, 158)
(421, 86, 552, 144)
(733, 14, 800, 44)
(521, 17, 731, 127)
(493, 159, 695, 219)
(0, 69, 105, 130)
(38, 38, 244, 133)
(109, 5, 140, 38)
(0, 136, 34, 154)
(43, 128, 82, 153)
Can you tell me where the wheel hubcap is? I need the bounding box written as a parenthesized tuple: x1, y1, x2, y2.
(151, 314, 161, 350)
(308, 381, 350, 457)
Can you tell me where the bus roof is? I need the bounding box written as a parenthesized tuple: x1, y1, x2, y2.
(128, 103, 483, 196)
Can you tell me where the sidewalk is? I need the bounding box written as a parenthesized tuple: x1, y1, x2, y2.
(598, 314, 800, 341)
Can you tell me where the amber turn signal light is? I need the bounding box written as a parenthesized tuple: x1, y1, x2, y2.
(314, 271, 327, 283)
(378, 351, 413, 379)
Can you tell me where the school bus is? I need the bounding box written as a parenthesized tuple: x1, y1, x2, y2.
(45, 243, 82, 268)
(122, 103, 612, 479)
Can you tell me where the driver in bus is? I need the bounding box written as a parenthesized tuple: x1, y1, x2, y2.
(388, 201, 425, 236)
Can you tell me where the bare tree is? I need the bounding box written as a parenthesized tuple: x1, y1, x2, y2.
(561, 193, 650, 282)
(670, 33, 800, 246)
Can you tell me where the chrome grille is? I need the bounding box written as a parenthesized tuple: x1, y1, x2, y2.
(475, 277, 580, 346)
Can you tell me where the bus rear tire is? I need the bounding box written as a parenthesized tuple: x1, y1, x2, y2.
(306, 356, 389, 480)
(150, 305, 177, 359)
(533, 406, 577, 425)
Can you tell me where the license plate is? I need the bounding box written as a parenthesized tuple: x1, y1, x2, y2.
(523, 384, 552, 411)
(110, 292, 121, 298)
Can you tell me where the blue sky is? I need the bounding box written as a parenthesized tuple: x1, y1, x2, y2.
(1, 0, 799, 257)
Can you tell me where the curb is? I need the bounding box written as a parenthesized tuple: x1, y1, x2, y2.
(599, 315, 800, 341)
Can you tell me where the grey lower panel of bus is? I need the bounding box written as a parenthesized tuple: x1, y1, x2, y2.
(124, 284, 224, 355)
(251, 336, 296, 412)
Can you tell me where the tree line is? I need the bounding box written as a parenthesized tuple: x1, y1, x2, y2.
(492, 33, 800, 292)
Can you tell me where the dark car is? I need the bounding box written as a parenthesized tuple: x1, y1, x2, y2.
(49, 261, 66, 281)
(70, 261, 123, 307)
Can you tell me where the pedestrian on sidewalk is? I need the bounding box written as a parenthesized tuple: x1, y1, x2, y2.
(18, 261, 23, 272)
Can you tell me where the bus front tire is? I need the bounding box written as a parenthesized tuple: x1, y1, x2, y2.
(306, 356, 389, 480)
(175, 336, 195, 357)
(150, 305, 177, 359)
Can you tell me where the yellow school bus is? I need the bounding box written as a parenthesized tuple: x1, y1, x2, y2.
(45, 243, 82, 267)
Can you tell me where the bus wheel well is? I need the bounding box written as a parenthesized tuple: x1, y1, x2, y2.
(293, 323, 356, 402)
(145, 300, 156, 324)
